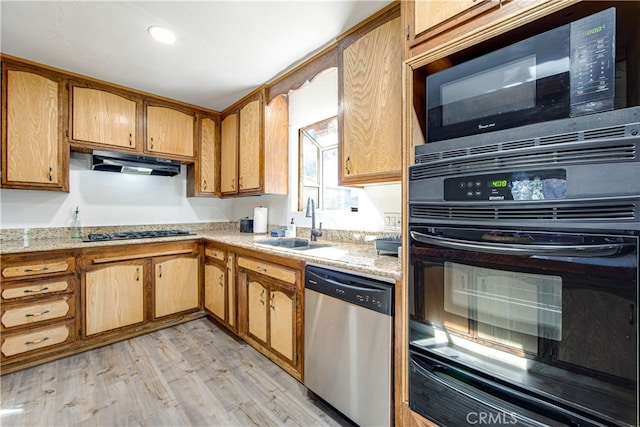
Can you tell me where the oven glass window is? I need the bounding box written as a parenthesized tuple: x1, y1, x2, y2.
(444, 262, 562, 351)
(441, 55, 537, 126)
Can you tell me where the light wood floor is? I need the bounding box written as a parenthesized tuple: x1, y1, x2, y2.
(1, 318, 354, 427)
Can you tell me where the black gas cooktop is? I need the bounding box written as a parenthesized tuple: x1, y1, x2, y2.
(84, 229, 195, 242)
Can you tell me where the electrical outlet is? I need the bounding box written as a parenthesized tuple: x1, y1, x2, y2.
(383, 212, 401, 231)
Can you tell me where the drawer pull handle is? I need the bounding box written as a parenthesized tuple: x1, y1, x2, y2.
(25, 310, 50, 317)
(129, 133, 133, 146)
(257, 266, 267, 273)
(25, 337, 50, 345)
(49, 166, 53, 182)
(203, 179, 207, 190)
(158, 265, 162, 278)
(270, 293, 275, 310)
(219, 274, 224, 286)
(23, 267, 49, 273)
(23, 287, 50, 293)
(260, 288, 265, 305)
(136, 267, 140, 282)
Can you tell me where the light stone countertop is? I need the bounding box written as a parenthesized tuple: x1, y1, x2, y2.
(0, 229, 402, 281)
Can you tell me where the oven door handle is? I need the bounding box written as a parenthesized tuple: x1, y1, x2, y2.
(410, 231, 629, 257)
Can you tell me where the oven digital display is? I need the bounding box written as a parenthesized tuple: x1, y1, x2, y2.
(444, 169, 567, 201)
(489, 180, 508, 188)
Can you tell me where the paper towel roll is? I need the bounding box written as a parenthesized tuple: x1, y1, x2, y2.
(253, 206, 268, 233)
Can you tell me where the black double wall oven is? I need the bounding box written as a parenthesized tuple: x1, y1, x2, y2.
(408, 107, 639, 426)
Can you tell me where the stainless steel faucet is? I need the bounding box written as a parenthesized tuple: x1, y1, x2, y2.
(305, 197, 323, 241)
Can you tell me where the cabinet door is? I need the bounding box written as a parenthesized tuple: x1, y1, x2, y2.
(84, 263, 145, 336)
(410, 0, 497, 46)
(146, 105, 195, 158)
(200, 117, 218, 194)
(204, 263, 226, 321)
(72, 86, 137, 149)
(340, 16, 402, 185)
(269, 288, 296, 362)
(154, 256, 199, 318)
(3, 69, 65, 190)
(247, 280, 268, 343)
(238, 99, 262, 193)
(220, 113, 238, 194)
(263, 94, 288, 195)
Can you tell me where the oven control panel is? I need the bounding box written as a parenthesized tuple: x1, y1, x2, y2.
(444, 169, 567, 201)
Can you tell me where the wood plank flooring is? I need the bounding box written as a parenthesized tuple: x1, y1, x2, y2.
(0, 319, 354, 427)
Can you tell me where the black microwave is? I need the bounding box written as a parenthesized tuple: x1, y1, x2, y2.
(426, 8, 616, 143)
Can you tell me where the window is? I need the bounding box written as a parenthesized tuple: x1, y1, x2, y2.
(299, 116, 358, 211)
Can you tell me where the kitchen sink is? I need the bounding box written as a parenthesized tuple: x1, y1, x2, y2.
(254, 238, 330, 251)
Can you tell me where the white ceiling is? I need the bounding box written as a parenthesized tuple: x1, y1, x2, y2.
(1, 0, 392, 111)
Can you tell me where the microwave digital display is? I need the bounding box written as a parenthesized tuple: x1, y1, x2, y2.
(426, 8, 615, 143)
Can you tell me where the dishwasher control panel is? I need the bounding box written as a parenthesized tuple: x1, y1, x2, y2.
(305, 265, 393, 315)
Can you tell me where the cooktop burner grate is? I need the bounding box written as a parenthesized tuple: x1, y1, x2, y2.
(84, 229, 194, 242)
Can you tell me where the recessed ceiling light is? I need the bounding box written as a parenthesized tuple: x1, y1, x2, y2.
(148, 26, 176, 44)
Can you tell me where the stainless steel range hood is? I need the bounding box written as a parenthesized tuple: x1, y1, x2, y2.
(91, 150, 181, 176)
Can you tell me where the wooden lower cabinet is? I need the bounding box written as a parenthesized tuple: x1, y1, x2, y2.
(0, 250, 78, 370)
(237, 253, 303, 381)
(153, 255, 199, 318)
(203, 244, 236, 332)
(79, 240, 202, 341)
(83, 261, 145, 336)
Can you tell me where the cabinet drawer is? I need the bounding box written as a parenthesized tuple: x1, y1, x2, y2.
(1, 296, 74, 330)
(1, 320, 74, 359)
(2, 257, 75, 279)
(2, 277, 74, 301)
(205, 247, 226, 262)
(237, 257, 297, 284)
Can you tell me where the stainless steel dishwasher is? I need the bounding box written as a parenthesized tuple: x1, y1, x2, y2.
(304, 264, 393, 427)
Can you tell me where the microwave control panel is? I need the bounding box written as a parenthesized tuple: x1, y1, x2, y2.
(570, 7, 616, 116)
(444, 169, 567, 201)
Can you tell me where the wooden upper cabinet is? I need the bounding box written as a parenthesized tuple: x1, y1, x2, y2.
(187, 115, 220, 197)
(263, 94, 289, 195)
(220, 88, 288, 197)
(238, 98, 262, 193)
(1, 63, 68, 191)
(220, 113, 238, 195)
(339, 8, 402, 185)
(70, 84, 139, 150)
(408, 0, 500, 47)
(200, 117, 218, 195)
(145, 104, 195, 159)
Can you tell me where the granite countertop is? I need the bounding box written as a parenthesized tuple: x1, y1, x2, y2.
(0, 229, 402, 281)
